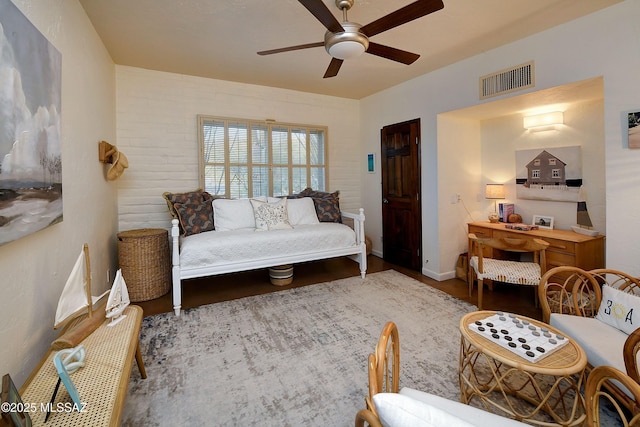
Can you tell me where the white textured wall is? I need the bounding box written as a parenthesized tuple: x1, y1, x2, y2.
(361, 0, 640, 279)
(0, 0, 117, 386)
(115, 67, 361, 232)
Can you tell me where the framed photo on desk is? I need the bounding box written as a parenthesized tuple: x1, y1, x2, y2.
(532, 215, 554, 230)
(1, 374, 32, 427)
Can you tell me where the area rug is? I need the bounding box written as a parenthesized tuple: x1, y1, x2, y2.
(121, 270, 477, 426)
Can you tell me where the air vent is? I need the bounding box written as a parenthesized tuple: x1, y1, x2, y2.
(479, 61, 534, 99)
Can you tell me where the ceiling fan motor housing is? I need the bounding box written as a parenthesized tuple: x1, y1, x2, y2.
(324, 22, 369, 60)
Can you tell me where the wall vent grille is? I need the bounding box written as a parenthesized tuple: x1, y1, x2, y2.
(479, 61, 535, 99)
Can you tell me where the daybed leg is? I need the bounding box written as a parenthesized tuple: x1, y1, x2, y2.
(360, 244, 367, 279)
(171, 219, 182, 316)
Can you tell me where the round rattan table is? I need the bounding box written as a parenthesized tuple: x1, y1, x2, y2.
(459, 311, 587, 426)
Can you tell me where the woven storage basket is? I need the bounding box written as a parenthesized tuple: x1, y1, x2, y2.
(269, 265, 293, 286)
(117, 228, 171, 302)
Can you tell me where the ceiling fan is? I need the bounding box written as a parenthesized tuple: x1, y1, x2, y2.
(257, 0, 444, 78)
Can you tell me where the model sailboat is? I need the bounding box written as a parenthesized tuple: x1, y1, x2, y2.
(571, 201, 599, 236)
(105, 269, 130, 326)
(51, 244, 108, 350)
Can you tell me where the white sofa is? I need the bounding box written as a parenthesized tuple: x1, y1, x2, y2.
(169, 195, 367, 316)
(538, 266, 640, 412)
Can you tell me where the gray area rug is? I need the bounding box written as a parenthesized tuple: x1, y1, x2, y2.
(122, 270, 475, 426)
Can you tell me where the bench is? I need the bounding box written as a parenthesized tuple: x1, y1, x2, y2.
(20, 305, 146, 426)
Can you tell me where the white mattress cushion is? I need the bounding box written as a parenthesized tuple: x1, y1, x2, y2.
(373, 392, 473, 427)
(398, 388, 529, 426)
(179, 222, 356, 271)
(549, 314, 628, 372)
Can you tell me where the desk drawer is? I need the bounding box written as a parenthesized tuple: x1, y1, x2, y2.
(468, 225, 492, 239)
(543, 237, 576, 254)
(546, 251, 576, 269)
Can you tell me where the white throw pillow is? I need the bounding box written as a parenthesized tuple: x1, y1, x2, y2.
(213, 198, 265, 231)
(250, 198, 292, 231)
(596, 285, 640, 335)
(286, 197, 320, 226)
(373, 393, 474, 427)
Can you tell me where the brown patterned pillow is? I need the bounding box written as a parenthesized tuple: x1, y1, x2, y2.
(174, 202, 214, 236)
(162, 189, 207, 219)
(299, 188, 341, 223)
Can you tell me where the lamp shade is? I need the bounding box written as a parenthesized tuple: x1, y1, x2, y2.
(523, 111, 563, 131)
(485, 184, 505, 200)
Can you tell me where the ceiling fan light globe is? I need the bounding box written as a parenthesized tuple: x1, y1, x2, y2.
(328, 41, 366, 59)
(324, 22, 369, 60)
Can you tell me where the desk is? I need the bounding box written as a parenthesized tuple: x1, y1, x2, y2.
(459, 311, 587, 426)
(468, 222, 605, 281)
(20, 306, 146, 426)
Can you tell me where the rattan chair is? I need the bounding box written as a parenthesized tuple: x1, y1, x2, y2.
(468, 233, 549, 310)
(539, 266, 640, 415)
(586, 365, 640, 426)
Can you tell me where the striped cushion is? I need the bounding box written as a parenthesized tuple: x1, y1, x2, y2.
(470, 257, 541, 286)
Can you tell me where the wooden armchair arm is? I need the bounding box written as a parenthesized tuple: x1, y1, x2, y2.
(538, 266, 601, 323)
(355, 408, 384, 427)
(624, 328, 640, 384)
(585, 365, 640, 426)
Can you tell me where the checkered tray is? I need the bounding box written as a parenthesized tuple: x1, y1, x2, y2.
(468, 312, 569, 363)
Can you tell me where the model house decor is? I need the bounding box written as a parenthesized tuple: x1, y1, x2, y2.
(0, 0, 62, 247)
(515, 146, 582, 202)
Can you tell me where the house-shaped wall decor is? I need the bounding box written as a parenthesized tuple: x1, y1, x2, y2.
(515, 146, 582, 202)
(524, 150, 567, 187)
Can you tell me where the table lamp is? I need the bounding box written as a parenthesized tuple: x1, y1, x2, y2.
(485, 184, 505, 223)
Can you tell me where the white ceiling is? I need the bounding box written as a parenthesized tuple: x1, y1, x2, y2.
(79, 0, 621, 100)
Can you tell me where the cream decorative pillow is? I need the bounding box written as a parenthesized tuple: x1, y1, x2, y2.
(213, 197, 266, 231)
(596, 285, 640, 335)
(373, 393, 474, 427)
(250, 198, 292, 231)
(285, 197, 320, 226)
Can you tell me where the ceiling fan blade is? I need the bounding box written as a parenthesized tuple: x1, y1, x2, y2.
(258, 41, 324, 56)
(360, 0, 444, 38)
(366, 42, 420, 65)
(298, 0, 344, 33)
(323, 58, 344, 78)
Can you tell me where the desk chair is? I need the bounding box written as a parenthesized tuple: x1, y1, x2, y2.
(468, 233, 549, 310)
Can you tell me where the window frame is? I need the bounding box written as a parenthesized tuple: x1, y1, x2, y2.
(197, 115, 329, 198)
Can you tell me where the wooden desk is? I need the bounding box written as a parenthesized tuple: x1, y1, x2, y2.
(468, 222, 605, 278)
(20, 306, 146, 427)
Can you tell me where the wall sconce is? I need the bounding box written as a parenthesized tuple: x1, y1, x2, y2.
(523, 111, 564, 132)
(485, 184, 505, 223)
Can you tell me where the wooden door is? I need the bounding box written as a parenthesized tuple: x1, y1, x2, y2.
(381, 119, 422, 270)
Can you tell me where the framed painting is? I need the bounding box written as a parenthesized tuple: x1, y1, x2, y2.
(515, 146, 582, 202)
(628, 111, 640, 149)
(0, 0, 62, 247)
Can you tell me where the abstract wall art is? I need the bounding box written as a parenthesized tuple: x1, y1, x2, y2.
(0, 0, 62, 246)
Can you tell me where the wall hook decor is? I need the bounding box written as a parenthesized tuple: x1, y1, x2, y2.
(98, 141, 117, 163)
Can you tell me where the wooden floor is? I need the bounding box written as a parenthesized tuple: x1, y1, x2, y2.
(135, 255, 542, 320)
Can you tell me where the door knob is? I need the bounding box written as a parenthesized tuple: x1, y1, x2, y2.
(383, 198, 389, 204)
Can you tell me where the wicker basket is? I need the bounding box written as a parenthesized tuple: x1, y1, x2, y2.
(117, 228, 171, 302)
(269, 265, 293, 286)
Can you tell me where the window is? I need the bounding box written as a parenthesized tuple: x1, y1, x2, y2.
(552, 169, 560, 178)
(549, 159, 556, 166)
(198, 116, 327, 198)
(531, 170, 540, 178)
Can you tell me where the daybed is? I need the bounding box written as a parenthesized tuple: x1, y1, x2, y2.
(538, 266, 640, 414)
(164, 189, 367, 316)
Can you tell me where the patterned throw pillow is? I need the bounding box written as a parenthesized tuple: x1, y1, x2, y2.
(162, 189, 215, 233)
(250, 198, 292, 231)
(299, 187, 342, 223)
(173, 202, 214, 236)
(595, 285, 640, 335)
